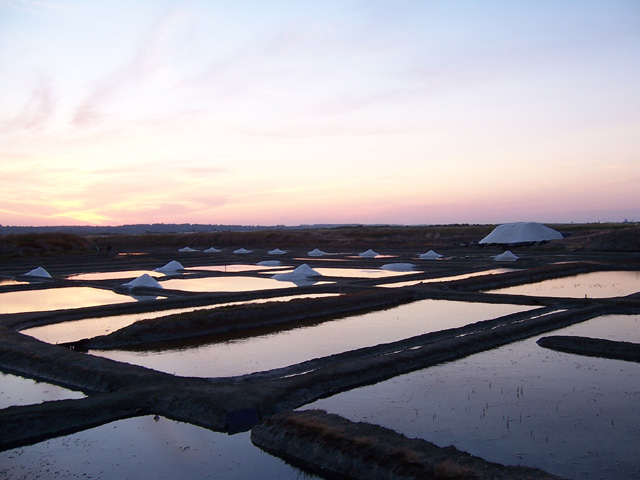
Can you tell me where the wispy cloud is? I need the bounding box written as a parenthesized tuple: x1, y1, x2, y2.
(0, 76, 54, 133)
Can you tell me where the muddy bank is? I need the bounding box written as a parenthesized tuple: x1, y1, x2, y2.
(251, 410, 565, 480)
(537, 335, 640, 362)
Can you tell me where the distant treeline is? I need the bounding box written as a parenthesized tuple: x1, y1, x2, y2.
(0, 223, 359, 235)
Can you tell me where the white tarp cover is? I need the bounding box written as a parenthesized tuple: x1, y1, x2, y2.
(479, 222, 563, 244)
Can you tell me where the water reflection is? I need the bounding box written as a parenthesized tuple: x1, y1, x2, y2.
(159, 276, 311, 292)
(0, 287, 135, 314)
(305, 315, 640, 480)
(487, 270, 640, 298)
(22, 294, 340, 344)
(91, 300, 533, 377)
(0, 372, 85, 409)
(381, 268, 517, 288)
(65, 270, 163, 281)
(0, 416, 319, 479)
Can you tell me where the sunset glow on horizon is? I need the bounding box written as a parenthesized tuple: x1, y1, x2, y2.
(1, 1, 639, 227)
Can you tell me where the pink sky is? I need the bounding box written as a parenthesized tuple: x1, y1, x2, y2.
(1, 1, 639, 226)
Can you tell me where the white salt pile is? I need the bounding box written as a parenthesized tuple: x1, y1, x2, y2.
(419, 250, 442, 260)
(178, 247, 198, 253)
(272, 264, 321, 283)
(380, 263, 415, 272)
(204, 247, 221, 253)
(307, 248, 326, 257)
(234, 248, 252, 254)
(479, 222, 563, 245)
(268, 248, 286, 255)
(359, 249, 379, 258)
(494, 251, 519, 261)
(23, 267, 52, 278)
(122, 274, 163, 290)
(258, 260, 281, 267)
(154, 261, 184, 275)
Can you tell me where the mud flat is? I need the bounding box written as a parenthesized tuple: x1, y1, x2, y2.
(537, 335, 640, 362)
(251, 410, 565, 480)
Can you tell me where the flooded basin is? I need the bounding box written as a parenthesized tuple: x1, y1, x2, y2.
(486, 270, 640, 298)
(0, 372, 85, 409)
(0, 287, 136, 315)
(158, 276, 327, 292)
(65, 270, 164, 281)
(22, 293, 340, 345)
(304, 314, 640, 480)
(381, 267, 517, 288)
(91, 300, 533, 377)
(0, 416, 319, 480)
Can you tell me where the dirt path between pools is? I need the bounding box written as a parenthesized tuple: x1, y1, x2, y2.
(2, 246, 640, 478)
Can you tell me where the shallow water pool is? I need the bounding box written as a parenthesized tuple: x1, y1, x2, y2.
(0, 416, 318, 480)
(22, 293, 340, 344)
(0, 287, 136, 314)
(91, 300, 533, 377)
(65, 270, 164, 281)
(0, 372, 85, 409)
(487, 270, 640, 298)
(381, 268, 516, 288)
(304, 314, 640, 480)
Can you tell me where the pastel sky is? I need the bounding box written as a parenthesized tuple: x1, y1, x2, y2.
(1, 0, 639, 226)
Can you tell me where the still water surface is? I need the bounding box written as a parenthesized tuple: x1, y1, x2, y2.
(0, 416, 318, 480)
(0, 372, 85, 409)
(487, 270, 640, 298)
(92, 300, 533, 377)
(304, 314, 640, 480)
(0, 287, 136, 314)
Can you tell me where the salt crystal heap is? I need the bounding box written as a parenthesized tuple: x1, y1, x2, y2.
(23, 267, 52, 278)
(122, 274, 163, 289)
(272, 264, 321, 285)
(307, 248, 326, 257)
(204, 247, 221, 253)
(479, 222, 562, 245)
(359, 249, 379, 258)
(380, 263, 415, 272)
(234, 248, 252, 254)
(178, 247, 198, 253)
(494, 251, 519, 262)
(419, 250, 442, 260)
(268, 248, 286, 255)
(154, 261, 184, 275)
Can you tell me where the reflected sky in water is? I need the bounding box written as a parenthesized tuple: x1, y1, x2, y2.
(0, 372, 85, 409)
(22, 293, 339, 344)
(65, 270, 163, 281)
(487, 270, 640, 298)
(92, 300, 533, 377)
(305, 314, 640, 480)
(0, 287, 135, 314)
(0, 416, 318, 479)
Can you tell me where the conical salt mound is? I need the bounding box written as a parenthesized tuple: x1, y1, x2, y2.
(234, 248, 252, 254)
(307, 248, 326, 257)
(419, 250, 442, 260)
(359, 249, 379, 258)
(154, 261, 184, 275)
(122, 274, 163, 289)
(272, 263, 322, 283)
(494, 251, 519, 261)
(479, 222, 562, 245)
(24, 267, 52, 278)
(204, 247, 221, 253)
(268, 248, 286, 255)
(178, 247, 198, 252)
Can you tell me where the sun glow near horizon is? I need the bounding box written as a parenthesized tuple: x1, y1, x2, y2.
(1, 1, 639, 227)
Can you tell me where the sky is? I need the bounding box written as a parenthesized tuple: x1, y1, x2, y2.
(1, 0, 639, 227)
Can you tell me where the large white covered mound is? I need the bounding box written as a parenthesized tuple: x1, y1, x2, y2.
(419, 250, 442, 260)
(23, 267, 52, 278)
(359, 249, 379, 258)
(479, 222, 563, 245)
(494, 250, 519, 262)
(122, 274, 163, 290)
(154, 261, 184, 275)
